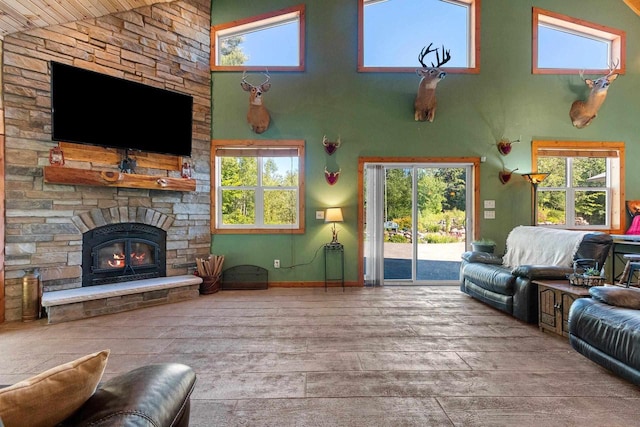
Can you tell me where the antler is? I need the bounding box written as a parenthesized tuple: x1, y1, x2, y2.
(418, 43, 436, 67)
(606, 58, 620, 76)
(241, 70, 270, 87)
(418, 43, 451, 68)
(260, 71, 270, 87)
(580, 58, 620, 82)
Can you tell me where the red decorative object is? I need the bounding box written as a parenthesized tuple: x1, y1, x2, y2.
(496, 137, 520, 156)
(322, 135, 341, 155)
(181, 162, 192, 179)
(324, 167, 341, 185)
(499, 168, 518, 184)
(49, 145, 65, 166)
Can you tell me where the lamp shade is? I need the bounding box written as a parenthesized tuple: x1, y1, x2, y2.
(325, 207, 344, 223)
(522, 172, 550, 185)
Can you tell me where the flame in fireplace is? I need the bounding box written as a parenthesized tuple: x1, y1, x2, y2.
(107, 251, 148, 268)
(132, 252, 146, 265)
(108, 252, 125, 268)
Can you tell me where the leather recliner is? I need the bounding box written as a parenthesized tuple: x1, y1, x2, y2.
(60, 363, 197, 426)
(569, 295, 640, 386)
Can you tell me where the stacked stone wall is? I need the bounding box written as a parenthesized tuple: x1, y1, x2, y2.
(1, 0, 211, 321)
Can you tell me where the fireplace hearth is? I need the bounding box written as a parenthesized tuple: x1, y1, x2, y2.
(82, 223, 166, 287)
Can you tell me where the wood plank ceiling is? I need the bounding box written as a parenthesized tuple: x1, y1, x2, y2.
(624, 0, 640, 15)
(0, 0, 173, 38)
(0, 0, 639, 39)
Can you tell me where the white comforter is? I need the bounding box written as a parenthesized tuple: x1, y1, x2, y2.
(502, 226, 590, 268)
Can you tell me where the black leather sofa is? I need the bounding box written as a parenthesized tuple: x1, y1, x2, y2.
(61, 363, 196, 426)
(460, 227, 612, 323)
(569, 286, 640, 386)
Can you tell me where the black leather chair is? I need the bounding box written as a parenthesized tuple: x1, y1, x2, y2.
(569, 291, 640, 386)
(61, 363, 196, 426)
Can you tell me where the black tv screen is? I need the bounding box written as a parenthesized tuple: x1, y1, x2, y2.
(50, 61, 193, 157)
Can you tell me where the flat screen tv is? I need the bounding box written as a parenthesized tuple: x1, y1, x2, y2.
(50, 61, 193, 157)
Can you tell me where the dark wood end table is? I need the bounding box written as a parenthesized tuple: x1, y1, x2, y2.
(534, 280, 592, 338)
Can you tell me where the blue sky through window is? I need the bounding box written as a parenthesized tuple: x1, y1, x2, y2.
(363, 0, 469, 68)
(538, 26, 609, 69)
(232, 22, 299, 66)
(219, 1, 618, 72)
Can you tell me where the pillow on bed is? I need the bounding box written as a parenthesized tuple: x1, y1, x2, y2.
(589, 286, 640, 309)
(0, 349, 109, 427)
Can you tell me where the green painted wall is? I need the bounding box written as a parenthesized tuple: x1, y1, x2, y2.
(210, 0, 640, 283)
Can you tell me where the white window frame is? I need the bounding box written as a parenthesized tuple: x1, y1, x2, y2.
(358, 0, 480, 73)
(210, 4, 305, 72)
(538, 157, 611, 230)
(533, 140, 625, 234)
(532, 7, 626, 75)
(211, 140, 305, 234)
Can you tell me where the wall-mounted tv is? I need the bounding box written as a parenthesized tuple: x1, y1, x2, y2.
(50, 61, 193, 157)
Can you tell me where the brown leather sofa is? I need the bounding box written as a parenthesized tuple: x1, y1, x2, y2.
(60, 363, 196, 426)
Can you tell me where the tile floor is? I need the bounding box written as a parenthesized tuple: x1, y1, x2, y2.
(1, 286, 639, 426)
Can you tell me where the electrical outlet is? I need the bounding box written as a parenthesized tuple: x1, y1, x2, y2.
(274, 259, 280, 268)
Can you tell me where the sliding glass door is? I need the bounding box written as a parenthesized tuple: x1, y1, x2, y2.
(364, 162, 473, 285)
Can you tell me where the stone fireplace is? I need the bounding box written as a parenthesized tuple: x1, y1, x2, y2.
(1, 0, 212, 322)
(64, 205, 202, 290)
(38, 206, 205, 324)
(82, 223, 167, 287)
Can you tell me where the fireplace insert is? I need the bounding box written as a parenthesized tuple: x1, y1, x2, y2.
(82, 223, 166, 286)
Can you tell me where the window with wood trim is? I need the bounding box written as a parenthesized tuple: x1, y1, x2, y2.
(212, 140, 305, 234)
(532, 140, 625, 233)
(533, 7, 626, 74)
(210, 4, 305, 71)
(358, 0, 480, 73)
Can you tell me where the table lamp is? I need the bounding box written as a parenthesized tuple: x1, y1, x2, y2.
(325, 207, 344, 244)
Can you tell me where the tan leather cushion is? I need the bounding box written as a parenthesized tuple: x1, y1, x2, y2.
(0, 349, 109, 427)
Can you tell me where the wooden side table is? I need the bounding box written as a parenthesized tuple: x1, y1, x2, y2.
(534, 280, 591, 338)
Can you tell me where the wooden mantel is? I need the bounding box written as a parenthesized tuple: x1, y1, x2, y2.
(42, 142, 196, 192)
(44, 166, 196, 192)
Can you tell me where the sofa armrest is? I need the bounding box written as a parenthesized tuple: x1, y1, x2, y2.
(61, 363, 196, 427)
(511, 265, 573, 280)
(461, 251, 503, 265)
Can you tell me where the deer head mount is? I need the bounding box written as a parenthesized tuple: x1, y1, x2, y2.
(241, 71, 271, 134)
(414, 43, 451, 122)
(322, 135, 341, 155)
(569, 60, 619, 129)
(324, 167, 341, 186)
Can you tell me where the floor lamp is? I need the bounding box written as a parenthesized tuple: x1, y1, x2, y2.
(522, 172, 550, 225)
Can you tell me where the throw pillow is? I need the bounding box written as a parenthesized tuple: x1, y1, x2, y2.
(589, 286, 640, 309)
(0, 349, 109, 427)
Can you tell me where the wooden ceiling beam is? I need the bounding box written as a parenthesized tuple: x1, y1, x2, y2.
(0, 0, 174, 38)
(624, 0, 640, 16)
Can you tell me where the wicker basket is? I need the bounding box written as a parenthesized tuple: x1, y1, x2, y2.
(199, 274, 221, 294)
(567, 273, 605, 287)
